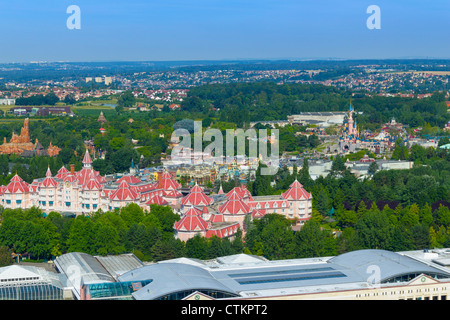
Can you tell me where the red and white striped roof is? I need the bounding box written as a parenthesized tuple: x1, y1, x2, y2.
(134, 183, 157, 194)
(251, 209, 266, 219)
(39, 167, 58, 188)
(63, 174, 77, 183)
(209, 212, 225, 223)
(174, 207, 210, 232)
(117, 175, 141, 184)
(140, 190, 163, 202)
(76, 167, 94, 185)
(76, 167, 104, 186)
(0, 185, 6, 196)
(6, 174, 30, 193)
(205, 223, 240, 239)
(226, 186, 253, 201)
(160, 172, 181, 190)
(281, 179, 312, 201)
(163, 189, 183, 198)
(82, 149, 92, 165)
(55, 166, 70, 179)
(110, 180, 140, 201)
(181, 184, 213, 207)
(219, 191, 251, 215)
(83, 173, 102, 191)
(146, 194, 168, 206)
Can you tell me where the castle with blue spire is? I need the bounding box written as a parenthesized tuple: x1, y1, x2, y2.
(339, 101, 360, 152)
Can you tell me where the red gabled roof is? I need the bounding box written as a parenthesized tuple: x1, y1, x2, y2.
(281, 179, 312, 201)
(209, 212, 225, 223)
(160, 172, 182, 190)
(136, 183, 157, 193)
(251, 209, 266, 219)
(64, 174, 77, 183)
(146, 194, 168, 206)
(83, 173, 102, 191)
(110, 180, 139, 201)
(40, 167, 58, 188)
(117, 175, 141, 184)
(55, 166, 69, 179)
(226, 186, 253, 201)
(181, 184, 213, 207)
(6, 174, 30, 193)
(82, 149, 92, 165)
(163, 189, 183, 198)
(40, 176, 58, 188)
(174, 207, 210, 232)
(57, 166, 69, 174)
(218, 192, 251, 215)
(205, 223, 239, 239)
(77, 167, 104, 186)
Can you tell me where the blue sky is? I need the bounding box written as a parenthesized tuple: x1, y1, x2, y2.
(0, 0, 448, 62)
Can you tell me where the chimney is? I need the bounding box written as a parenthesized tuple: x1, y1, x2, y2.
(70, 164, 75, 175)
(158, 172, 163, 189)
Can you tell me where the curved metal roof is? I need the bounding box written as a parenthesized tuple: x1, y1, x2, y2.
(118, 263, 237, 300)
(328, 249, 450, 282)
(117, 250, 450, 299)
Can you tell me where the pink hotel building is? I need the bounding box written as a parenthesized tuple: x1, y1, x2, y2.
(0, 150, 313, 241)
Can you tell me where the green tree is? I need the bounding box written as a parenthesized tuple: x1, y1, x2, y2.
(315, 188, 330, 216)
(0, 246, 13, 267)
(185, 233, 209, 259)
(368, 161, 379, 176)
(120, 203, 145, 228)
(294, 220, 337, 258)
(117, 90, 136, 109)
(355, 211, 394, 250)
(330, 155, 347, 177)
(252, 163, 273, 196)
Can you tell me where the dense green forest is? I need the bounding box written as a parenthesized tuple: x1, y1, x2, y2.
(181, 82, 449, 130)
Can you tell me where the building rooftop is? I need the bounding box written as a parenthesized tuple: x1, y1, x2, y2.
(115, 249, 450, 300)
